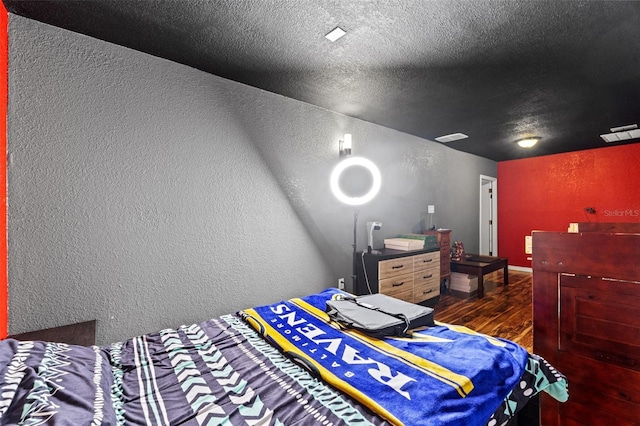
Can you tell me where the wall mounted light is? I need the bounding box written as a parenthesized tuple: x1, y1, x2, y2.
(330, 156, 381, 206)
(516, 137, 540, 148)
(339, 133, 352, 157)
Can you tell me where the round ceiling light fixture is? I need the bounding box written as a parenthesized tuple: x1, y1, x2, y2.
(330, 157, 382, 206)
(516, 137, 541, 148)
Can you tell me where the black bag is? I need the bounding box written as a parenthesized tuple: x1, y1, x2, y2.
(325, 293, 434, 338)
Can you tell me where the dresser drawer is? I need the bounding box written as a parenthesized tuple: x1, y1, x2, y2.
(414, 267, 438, 285)
(557, 351, 640, 425)
(440, 256, 451, 275)
(559, 275, 640, 372)
(413, 251, 439, 272)
(414, 278, 440, 302)
(379, 272, 413, 296)
(441, 265, 451, 276)
(383, 287, 414, 303)
(439, 239, 451, 277)
(379, 257, 413, 279)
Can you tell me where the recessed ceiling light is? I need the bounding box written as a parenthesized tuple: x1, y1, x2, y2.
(325, 26, 346, 42)
(516, 137, 540, 148)
(435, 133, 468, 143)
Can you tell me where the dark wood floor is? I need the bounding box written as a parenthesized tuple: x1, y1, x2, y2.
(434, 270, 533, 352)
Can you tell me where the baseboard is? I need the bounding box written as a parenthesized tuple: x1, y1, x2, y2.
(509, 265, 532, 273)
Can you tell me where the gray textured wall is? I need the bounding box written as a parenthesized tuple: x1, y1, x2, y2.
(7, 16, 496, 344)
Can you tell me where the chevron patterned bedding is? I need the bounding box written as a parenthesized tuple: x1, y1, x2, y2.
(0, 290, 567, 425)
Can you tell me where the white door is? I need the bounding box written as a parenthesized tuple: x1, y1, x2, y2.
(479, 175, 497, 256)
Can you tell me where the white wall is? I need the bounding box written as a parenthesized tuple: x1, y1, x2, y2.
(7, 15, 496, 344)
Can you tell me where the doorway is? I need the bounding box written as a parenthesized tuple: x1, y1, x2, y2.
(479, 175, 497, 256)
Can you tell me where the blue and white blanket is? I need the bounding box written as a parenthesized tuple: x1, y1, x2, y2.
(242, 288, 568, 426)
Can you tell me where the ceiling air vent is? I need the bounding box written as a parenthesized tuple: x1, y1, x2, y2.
(600, 124, 640, 143)
(435, 133, 468, 143)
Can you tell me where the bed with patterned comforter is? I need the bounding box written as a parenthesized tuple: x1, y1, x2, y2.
(0, 289, 567, 425)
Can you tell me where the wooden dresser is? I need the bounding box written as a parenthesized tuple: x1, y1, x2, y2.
(532, 231, 640, 425)
(355, 248, 440, 306)
(423, 229, 451, 289)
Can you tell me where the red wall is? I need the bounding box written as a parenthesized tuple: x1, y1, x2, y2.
(0, 3, 7, 337)
(498, 143, 640, 268)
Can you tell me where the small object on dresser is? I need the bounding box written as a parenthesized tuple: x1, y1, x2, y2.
(384, 237, 424, 251)
(451, 240, 465, 260)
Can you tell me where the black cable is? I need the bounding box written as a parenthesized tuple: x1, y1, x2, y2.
(362, 251, 374, 294)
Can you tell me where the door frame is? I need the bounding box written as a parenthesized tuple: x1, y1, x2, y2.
(479, 175, 498, 256)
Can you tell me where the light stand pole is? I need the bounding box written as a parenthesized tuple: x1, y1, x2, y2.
(352, 209, 359, 292)
(329, 155, 381, 295)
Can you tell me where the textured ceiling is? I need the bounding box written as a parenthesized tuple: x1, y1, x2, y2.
(4, 0, 640, 161)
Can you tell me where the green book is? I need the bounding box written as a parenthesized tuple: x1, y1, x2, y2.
(398, 234, 438, 250)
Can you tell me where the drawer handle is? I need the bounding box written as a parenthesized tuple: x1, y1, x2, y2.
(423, 289, 434, 294)
(422, 259, 433, 263)
(392, 282, 405, 287)
(422, 274, 433, 279)
(392, 265, 405, 270)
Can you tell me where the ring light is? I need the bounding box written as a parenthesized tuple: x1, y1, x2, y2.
(330, 157, 381, 206)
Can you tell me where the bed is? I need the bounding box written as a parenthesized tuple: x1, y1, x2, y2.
(0, 288, 567, 425)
